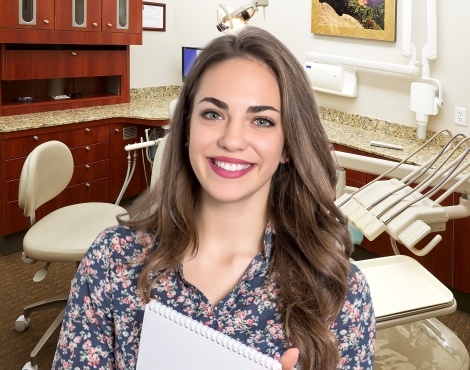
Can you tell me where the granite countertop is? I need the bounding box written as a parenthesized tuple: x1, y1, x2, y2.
(0, 86, 181, 133)
(0, 85, 451, 166)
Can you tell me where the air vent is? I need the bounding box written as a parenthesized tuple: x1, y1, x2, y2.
(123, 126, 137, 141)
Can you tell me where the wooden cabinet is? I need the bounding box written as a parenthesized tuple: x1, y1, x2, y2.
(0, 0, 55, 31)
(109, 123, 153, 201)
(0, 0, 141, 117)
(334, 143, 457, 290)
(62, 125, 111, 205)
(55, 0, 142, 34)
(0, 0, 142, 45)
(3, 130, 64, 235)
(0, 119, 168, 253)
(0, 44, 130, 116)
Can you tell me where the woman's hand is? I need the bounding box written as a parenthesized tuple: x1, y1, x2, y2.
(279, 348, 299, 370)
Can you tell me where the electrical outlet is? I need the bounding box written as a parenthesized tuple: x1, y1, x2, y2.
(455, 107, 467, 126)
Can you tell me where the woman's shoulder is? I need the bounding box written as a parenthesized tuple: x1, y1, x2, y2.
(86, 224, 158, 265)
(346, 261, 373, 301)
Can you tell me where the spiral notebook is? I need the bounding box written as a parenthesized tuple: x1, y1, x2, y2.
(136, 300, 282, 370)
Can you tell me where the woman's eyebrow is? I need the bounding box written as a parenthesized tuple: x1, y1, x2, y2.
(199, 97, 280, 114)
(199, 97, 228, 110)
(247, 105, 280, 114)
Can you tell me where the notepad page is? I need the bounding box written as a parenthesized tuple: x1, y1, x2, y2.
(136, 301, 282, 370)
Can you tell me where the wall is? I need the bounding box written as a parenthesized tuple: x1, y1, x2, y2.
(130, 0, 470, 138)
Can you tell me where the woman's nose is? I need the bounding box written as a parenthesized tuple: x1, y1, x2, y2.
(217, 119, 248, 151)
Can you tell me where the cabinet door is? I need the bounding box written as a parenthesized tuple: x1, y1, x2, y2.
(102, 0, 142, 33)
(55, 0, 102, 32)
(109, 123, 153, 202)
(0, 0, 54, 30)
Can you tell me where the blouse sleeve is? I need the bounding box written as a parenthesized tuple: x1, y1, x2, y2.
(332, 263, 376, 369)
(52, 228, 119, 369)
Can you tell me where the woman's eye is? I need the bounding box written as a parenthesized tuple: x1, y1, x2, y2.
(254, 118, 274, 127)
(202, 111, 222, 120)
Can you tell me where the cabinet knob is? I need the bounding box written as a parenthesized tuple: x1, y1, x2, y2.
(85, 165, 91, 169)
(43, 19, 49, 24)
(85, 146, 90, 151)
(107, 23, 112, 27)
(85, 128, 91, 132)
(85, 183, 91, 188)
(92, 22, 98, 27)
(33, 136, 39, 141)
(115, 128, 120, 133)
(71, 51, 77, 56)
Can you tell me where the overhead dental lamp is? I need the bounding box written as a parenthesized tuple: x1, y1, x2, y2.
(216, 0, 269, 34)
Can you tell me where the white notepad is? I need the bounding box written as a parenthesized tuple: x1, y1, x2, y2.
(136, 300, 282, 370)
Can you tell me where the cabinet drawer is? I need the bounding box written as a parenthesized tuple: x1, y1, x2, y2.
(3, 50, 128, 80)
(70, 142, 109, 165)
(5, 157, 26, 181)
(5, 132, 63, 159)
(5, 196, 62, 235)
(63, 177, 110, 206)
(69, 159, 109, 186)
(6, 179, 19, 202)
(63, 125, 109, 147)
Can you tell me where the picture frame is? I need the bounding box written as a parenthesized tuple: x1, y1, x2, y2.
(143, 2, 166, 31)
(311, 0, 396, 41)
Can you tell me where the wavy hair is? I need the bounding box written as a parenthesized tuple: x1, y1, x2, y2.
(121, 26, 353, 370)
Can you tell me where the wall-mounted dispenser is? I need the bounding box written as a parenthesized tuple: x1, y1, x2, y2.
(305, 62, 357, 98)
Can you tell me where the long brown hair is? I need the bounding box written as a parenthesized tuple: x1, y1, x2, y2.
(121, 27, 353, 370)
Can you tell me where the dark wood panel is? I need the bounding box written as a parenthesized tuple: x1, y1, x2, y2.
(5, 196, 62, 235)
(69, 142, 110, 166)
(5, 157, 25, 181)
(0, 0, 55, 31)
(55, 1, 102, 32)
(63, 177, 110, 205)
(4, 131, 62, 159)
(452, 195, 470, 293)
(69, 159, 110, 186)
(4, 50, 128, 80)
(109, 123, 153, 201)
(63, 125, 109, 147)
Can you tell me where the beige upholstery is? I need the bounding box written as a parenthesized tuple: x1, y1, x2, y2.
(16, 140, 127, 369)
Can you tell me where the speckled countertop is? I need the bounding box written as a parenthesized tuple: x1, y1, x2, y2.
(0, 85, 181, 133)
(0, 85, 450, 165)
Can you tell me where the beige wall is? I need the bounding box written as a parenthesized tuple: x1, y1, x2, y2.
(130, 0, 470, 139)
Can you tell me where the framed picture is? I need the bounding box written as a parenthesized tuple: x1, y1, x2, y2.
(311, 0, 396, 41)
(143, 2, 166, 31)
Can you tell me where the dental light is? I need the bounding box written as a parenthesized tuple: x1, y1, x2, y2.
(216, 0, 269, 34)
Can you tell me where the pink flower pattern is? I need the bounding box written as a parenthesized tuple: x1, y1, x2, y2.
(52, 225, 375, 369)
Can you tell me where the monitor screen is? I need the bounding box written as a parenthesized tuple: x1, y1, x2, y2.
(182, 47, 203, 82)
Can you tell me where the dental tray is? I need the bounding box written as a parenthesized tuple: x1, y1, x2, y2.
(353, 255, 456, 329)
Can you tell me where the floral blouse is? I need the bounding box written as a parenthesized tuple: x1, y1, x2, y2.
(52, 225, 375, 369)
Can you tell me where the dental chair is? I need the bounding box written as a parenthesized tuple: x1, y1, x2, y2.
(16, 140, 127, 370)
(335, 131, 470, 369)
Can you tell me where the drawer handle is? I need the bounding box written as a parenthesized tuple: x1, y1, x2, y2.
(71, 51, 77, 56)
(92, 22, 98, 27)
(43, 19, 49, 24)
(85, 183, 91, 188)
(85, 128, 91, 132)
(85, 146, 90, 151)
(85, 165, 91, 169)
(33, 136, 39, 141)
(107, 23, 112, 27)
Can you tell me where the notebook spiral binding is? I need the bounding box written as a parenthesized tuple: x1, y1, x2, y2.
(148, 300, 282, 370)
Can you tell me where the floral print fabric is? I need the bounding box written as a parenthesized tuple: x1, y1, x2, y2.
(52, 225, 375, 369)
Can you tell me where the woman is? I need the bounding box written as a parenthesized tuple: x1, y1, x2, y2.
(53, 27, 375, 370)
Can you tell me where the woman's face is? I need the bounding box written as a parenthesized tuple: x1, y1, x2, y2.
(188, 58, 285, 207)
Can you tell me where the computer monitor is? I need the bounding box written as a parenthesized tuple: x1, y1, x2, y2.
(182, 46, 203, 82)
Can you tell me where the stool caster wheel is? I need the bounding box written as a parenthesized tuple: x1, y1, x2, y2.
(15, 315, 30, 332)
